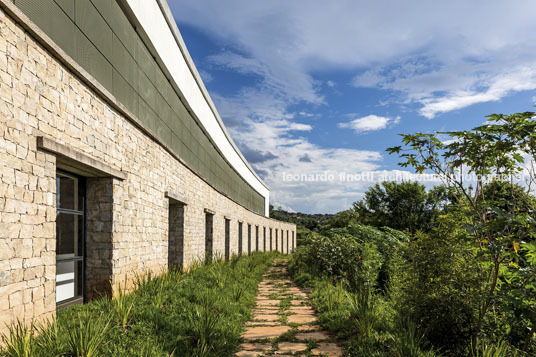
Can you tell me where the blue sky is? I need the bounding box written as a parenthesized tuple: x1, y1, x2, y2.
(169, 0, 536, 214)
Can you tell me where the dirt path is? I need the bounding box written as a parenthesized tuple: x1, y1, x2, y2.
(236, 260, 343, 356)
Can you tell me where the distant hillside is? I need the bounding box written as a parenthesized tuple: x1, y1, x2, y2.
(269, 205, 333, 231)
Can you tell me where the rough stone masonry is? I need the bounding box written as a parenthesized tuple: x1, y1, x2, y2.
(0, 3, 295, 335)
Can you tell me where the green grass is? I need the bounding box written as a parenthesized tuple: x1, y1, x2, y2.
(1, 252, 278, 357)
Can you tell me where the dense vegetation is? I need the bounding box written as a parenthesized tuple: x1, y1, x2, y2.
(1, 253, 278, 357)
(289, 111, 536, 356)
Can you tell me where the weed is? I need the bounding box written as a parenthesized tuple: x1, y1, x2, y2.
(187, 299, 221, 356)
(66, 312, 110, 357)
(471, 340, 518, 357)
(35, 319, 59, 352)
(391, 319, 435, 357)
(111, 281, 133, 329)
(0, 320, 36, 357)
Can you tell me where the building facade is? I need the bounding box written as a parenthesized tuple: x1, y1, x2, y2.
(0, 0, 296, 331)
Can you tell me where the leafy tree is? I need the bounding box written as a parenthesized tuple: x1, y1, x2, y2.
(352, 181, 451, 233)
(388, 111, 536, 352)
(321, 209, 360, 230)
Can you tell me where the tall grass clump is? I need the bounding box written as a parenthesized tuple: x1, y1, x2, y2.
(111, 281, 134, 329)
(289, 224, 440, 356)
(66, 313, 111, 357)
(0, 252, 278, 357)
(0, 320, 36, 357)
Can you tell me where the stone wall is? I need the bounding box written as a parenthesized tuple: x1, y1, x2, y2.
(0, 5, 296, 333)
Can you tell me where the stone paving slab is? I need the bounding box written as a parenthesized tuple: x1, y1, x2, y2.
(295, 331, 331, 341)
(237, 260, 343, 356)
(289, 306, 315, 313)
(311, 342, 344, 356)
(253, 313, 280, 322)
(246, 321, 282, 327)
(277, 342, 307, 353)
(287, 313, 317, 324)
(240, 342, 272, 351)
(243, 325, 291, 340)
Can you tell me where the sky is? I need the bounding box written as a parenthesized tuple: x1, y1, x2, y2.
(168, 0, 536, 214)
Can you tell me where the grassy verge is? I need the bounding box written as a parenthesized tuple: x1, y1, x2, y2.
(289, 276, 437, 357)
(1, 252, 278, 357)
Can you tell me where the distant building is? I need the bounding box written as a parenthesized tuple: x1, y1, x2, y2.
(0, 0, 295, 331)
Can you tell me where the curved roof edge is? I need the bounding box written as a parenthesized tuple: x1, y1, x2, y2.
(122, 0, 270, 215)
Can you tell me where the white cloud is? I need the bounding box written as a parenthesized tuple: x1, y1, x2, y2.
(197, 69, 213, 83)
(169, 0, 536, 211)
(339, 115, 400, 133)
(169, 0, 536, 118)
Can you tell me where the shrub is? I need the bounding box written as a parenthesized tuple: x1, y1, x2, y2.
(0, 320, 36, 357)
(66, 313, 111, 357)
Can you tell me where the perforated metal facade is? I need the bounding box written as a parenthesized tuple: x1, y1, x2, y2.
(14, 0, 265, 214)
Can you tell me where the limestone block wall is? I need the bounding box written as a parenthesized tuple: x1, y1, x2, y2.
(0, 4, 295, 333)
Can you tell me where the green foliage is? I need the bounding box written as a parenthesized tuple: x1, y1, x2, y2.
(471, 340, 519, 357)
(390, 319, 436, 357)
(353, 181, 451, 233)
(112, 281, 134, 329)
(35, 319, 59, 353)
(186, 294, 225, 357)
(388, 110, 536, 354)
(66, 313, 111, 357)
(394, 212, 480, 354)
(0, 320, 36, 357)
(0, 253, 278, 357)
(289, 224, 405, 293)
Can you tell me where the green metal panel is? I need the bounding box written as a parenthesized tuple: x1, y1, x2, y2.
(136, 37, 155, 83)
(112, 69, 138, 117)
(104, 0, 137, 58)
(154, 67, 169, 99)
(138, 97, 157, 133)
(111, 34, 137, 91)
(166, 113, 180, 135)
(138, 69, 156, 110)
(13, 0, 267, 214)
(155, 93, 171, 125)
(54, 0, 74, 20)
(75, 1, 112, 60)
(162, 81, 177, 109)
(90, 0, 110, 19)
(155, 121, 172, 148)
(16, 0, 76, 57)
(74, 28, 113, 92)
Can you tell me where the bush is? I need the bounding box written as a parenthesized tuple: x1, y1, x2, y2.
(289, 224, 407, 294)
(0, 252, 278, 357)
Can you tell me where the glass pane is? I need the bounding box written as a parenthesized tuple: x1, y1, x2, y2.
(75, 260, 83, 297)
(76, 214, 83, 257)
(57, 213, 83, 257)
(56, 213, 75, 256)
(56, 260, 75, 302)
(58, 175, 76, 210)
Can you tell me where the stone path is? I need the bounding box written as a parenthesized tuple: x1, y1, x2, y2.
(236, 260, 343, 356)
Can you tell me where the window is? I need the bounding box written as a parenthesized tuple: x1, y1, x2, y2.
(263, 227, 266, 251)
(205, 212, 214, 260)
(168, 203, 185, 268)
(255, 226, 259, 252)
(238, 222, 243, 254)
(225, 218, 230, 260)
(56, 171, 85, 307)
(247, 224, 252, 254)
